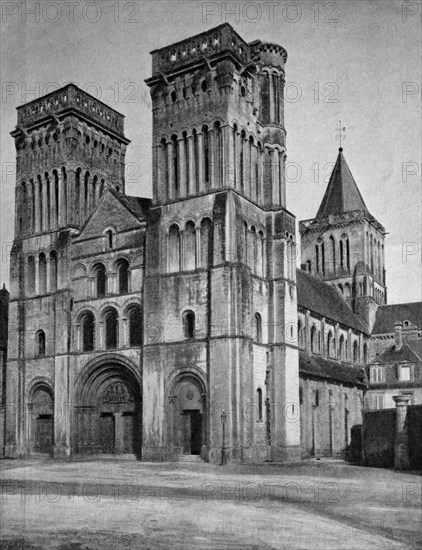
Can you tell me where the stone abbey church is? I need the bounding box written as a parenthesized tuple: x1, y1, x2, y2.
(2, 23, 409, 464)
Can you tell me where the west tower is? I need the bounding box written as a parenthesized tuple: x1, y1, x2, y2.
(300, 148, 387, 332)
(143, 24, 300, 462)
(6, 84, 129, 457)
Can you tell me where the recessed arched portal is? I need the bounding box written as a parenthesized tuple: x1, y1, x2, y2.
(169, 373, 206, 457)
(27, 380, 54, 455)
(73, 355, 142, 458)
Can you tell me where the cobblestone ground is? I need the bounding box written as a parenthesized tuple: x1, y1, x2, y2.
(0, 458, 421, 550)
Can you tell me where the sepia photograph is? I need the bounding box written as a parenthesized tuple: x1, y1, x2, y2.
(0, 1, 421, 548)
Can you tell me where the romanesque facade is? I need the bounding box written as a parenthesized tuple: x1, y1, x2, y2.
(4, 23, 413, 464)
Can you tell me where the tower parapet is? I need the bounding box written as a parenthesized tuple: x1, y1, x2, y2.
(146, 23, 288, 209)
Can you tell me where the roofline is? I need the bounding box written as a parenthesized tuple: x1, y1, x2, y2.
(149, 23, 247, 54)
(15, 83, 126, 119)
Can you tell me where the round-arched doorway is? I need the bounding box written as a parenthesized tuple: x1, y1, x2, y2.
(73, 356, 142, 457)
(28, 384, 54, 455)
(169, 375, 206, 457)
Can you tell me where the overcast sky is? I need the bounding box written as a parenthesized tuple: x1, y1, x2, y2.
(0, 0, 420, 303)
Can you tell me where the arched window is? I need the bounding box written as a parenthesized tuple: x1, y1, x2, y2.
(202, 126, 209, 188)
(105, 230, 113, 249)
(327, 331, 335, 359)
(306, 260, 311, 274)
(183, 310, 195, 339)
(168, 224, 181, 272)
(93, 263, 107, 297)
(344, 283, 351, 299)
(338, 283, 343, 295)
(329, 235, 336, 275)
(36, 330, 46, 356)
(184, 221, 196, 271)
(128, 306, 142, 346)
(339, 335, 345, 360)
(214, 122, 223, 186)
(250, 226, 257, 272)
(39, 253, 47, 294)
(240, 130, 245, 192)
(257, 230, 264, 277)
(363, 343, 368, 365)
(200, 218, 211, 268)
(257, 388, 263, 422)
(82, 312, 95, 352)
(311, 326, 319, 354)
(27, 255, 36, 294)
(105, 308, 118, 349)
(255, 313, 262, 343)
(117, 259, 130, 294)
(171, 134, 179, 196)
(353, 341, 359, 364)
(298, 320, 304, 349)
(49, 251, 57, 292)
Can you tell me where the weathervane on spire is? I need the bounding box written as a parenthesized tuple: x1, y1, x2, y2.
(336, 120, 346, 150)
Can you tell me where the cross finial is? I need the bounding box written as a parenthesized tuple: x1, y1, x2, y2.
(336, 120, 346, 150)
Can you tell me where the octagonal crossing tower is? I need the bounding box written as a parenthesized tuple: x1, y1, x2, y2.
(143, 24, 300, 463)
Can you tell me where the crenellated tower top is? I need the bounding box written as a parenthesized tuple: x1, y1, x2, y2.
(146, 23, 289, 209)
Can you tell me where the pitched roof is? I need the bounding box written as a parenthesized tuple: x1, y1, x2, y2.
(296, 269, 369, 334)
(114, 191, 152, 221)
(316, 149, 370, 218)
(299, 351, 367, 387)
(372, 302, 422, 334)
(373, 339, 422, 364)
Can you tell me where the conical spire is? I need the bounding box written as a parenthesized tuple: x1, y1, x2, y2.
(316, 148, 369, 218)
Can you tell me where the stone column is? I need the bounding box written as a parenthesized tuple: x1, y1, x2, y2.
(187, 135, 195, 196)
(223, 124, 234, 188)
(209, 129, 216, 189)
(58, 171, 65, 227)
(178, 137, 187, 198)
(34, 255, 39, 295)
(46, 256, 51, 293)
(272, 149, 280, 206)
(268, 73, 275, 122)
(49, 174, 56, 230)
(42, 176, 48, 231)
(197, 132, 205, 193)
(122, 317, 128, 347)
(98, 321, 105, 349)
(34, 178, 41, 232)
(244, 136, 251, 197)
(179, 230, 185, 271)
(166, 141, 174, 199)
(250, 143, 257, 201)
(26, 183, 33, 234)
(76, 324, 81, 351)
(393, 395, 410, 470)
(107, 272, 116, 295)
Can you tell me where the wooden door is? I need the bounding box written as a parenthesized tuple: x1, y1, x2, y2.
(190, 411, 202, 455)
(99, 413, 115, 454)
(182, 413, 191, 454)
(35, 415, 53, 453)
(123, 412, 134, 454)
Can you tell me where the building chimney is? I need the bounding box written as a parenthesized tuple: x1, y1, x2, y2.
(394, 322, 403, 350)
